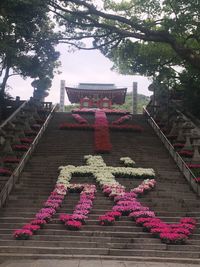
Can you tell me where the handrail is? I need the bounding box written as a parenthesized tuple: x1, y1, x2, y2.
(143, 106, 200, 196)
(0, 101, 28, 129)
(0, 104, 58, 207)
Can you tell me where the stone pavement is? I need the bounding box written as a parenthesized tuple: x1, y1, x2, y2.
(0, 260, 199, 267)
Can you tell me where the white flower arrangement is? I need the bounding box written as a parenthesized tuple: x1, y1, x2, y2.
(120, 157, 136, 167)
(56, 155, 155, 195)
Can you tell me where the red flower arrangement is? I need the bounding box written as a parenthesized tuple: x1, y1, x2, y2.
(23, 224, 40, 233)
(20, 138, 33, 144)
(98, 215, 115, 226)
(30, 219, 47, 227)
(112, 115, 132, 125)
(109, 124, 143, 132)
(94, 110, 112, 153)
(173, 143, 185, 148)
(0, 168, 12, 176)
(13, 229, 33, 240)
(159, 233, 188, 244)
(24, 130, 37, 136)
(72, 108, 130, 115)
(12, 145, 29, 151)
(65, 220, 82, 230)
(59, 123, 93, 130)
(72, 114, 88, 124)
(178, 150, 193, 158)
(2, 157, 20, 164)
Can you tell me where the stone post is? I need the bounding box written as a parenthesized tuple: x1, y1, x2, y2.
(132, 82, 138, 114)
(60, 80, 65, 112)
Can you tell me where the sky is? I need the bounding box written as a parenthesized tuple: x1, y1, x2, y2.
(7, 44, 152, 105)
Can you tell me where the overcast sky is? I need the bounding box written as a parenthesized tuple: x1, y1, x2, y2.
(7, 44, 152, 105)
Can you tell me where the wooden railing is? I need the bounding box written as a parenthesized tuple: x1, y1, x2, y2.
(143, 106, 200, 196)
(0, 103, 57, 207)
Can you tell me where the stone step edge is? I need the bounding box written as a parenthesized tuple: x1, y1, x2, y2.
(0, 254, 200, 264)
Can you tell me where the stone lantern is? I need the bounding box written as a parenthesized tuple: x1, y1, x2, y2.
(191, 129, 200, 163)
(176, 117, 187, 142)
(182, 122, 194, 150)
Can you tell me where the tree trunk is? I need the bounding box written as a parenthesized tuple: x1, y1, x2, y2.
(0, 65, 10, 122)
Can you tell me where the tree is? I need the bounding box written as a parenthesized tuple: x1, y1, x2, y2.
(0, 0, 60, 108)
(47, 0, 200, 116)
(49, 0, 200, 70)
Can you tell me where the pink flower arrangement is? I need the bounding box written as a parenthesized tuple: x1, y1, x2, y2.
(129, 210, 156, 219)
(131, 179, 156, 195)
(35, 212, 52, 222)
(13, 187, 65, 239)
(44, 200, 61, 209)
(134, 216, 196, 244)
(59, 184, 96, 229)
(104, 211, 121, 220)
(30, 219, 47, 226)
(39, 207, 56, 215)
(13, 229, 33, 240)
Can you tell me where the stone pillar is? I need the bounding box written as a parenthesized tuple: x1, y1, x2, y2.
(132, 82, 138, 114)
(60, 80, 65, 112)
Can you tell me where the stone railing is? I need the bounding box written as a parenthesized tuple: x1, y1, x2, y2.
(143, 106, 200, 196)
(0, 101, 57, 207)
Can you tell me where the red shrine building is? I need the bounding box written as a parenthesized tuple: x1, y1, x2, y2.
(66, 83, 127, 109)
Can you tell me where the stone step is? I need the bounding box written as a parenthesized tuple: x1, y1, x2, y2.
(0, 253, 199, 264)
(0, 240, 167, 250)
(0, 246, 200, 259)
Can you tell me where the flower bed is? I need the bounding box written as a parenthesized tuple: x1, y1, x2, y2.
(0, 168, 12, 176)
(2, 157, 20, 164)
(112, 115, 132, 125)
(178, 150, 193, 158)
(120, 157, 135, 167)
(109, 124, 143, 132)
(12, 144, 29, 151)
(94, 110, 112, 153)
(72, 108, 130, 115)
(72, 114, 88, 124)
(60, 184, 96, 230)
(13, 155, 196, 244)
(59, 123, 93, 130)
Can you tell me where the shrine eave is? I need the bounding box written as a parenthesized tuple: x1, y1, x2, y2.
(66, 87, 127, 105)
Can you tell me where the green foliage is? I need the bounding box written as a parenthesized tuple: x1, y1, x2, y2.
(64, 104, 79, 112)
(64, 93, 149, 113)
(0, 0, 60, 101)
(113, 93, 150, 113)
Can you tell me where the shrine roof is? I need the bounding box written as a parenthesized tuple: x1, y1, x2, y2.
(66, 84, 127, 104)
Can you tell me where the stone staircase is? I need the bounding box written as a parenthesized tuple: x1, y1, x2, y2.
(0, 112, 200, 263)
